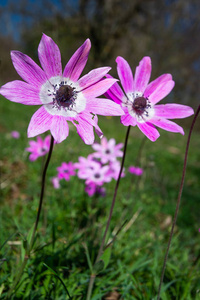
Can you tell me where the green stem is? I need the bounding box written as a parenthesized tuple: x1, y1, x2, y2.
(157, 105, 200, 300)
(7, 135, 54, 298)
(86, 126, 131, 300)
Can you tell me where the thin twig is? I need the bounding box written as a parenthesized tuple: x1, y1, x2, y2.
(7, 135, 54, 298)
(86, 126, 131, 300)
(157, 106, 200, 300)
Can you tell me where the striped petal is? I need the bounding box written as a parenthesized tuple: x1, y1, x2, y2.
(11, 51, 47, 86)
(116, 56, 134, 94)
(144, 74, 173, 98)
(0, 80, 41, 105)
(50, 115, 69, 143)
(78, 67, 111, 90)
(150, 117, 184, 135)
(137, 122, 160, 141)
(83, 78, 118, 99)
(28, 106, 53, 137)
(134, 56, 151, 93)
(63, 39, 91, 81)
(154, 104, 194, 119)
(38, 33, 62, 78)
(86, 98, 124, 116)
(105, 74, 126, 104)
(148, 80, 175, 105)
(73, 115, 94, 145)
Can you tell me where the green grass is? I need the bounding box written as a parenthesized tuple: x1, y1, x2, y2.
(0, 97, 200, 299)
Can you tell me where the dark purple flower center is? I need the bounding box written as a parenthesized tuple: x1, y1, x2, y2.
(55, 85, 75, 107)
(105, 149, 111, 154)
(132, 97, 147, 115)
(94, 173, 101, 179)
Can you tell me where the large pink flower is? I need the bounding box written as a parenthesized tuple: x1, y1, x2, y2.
(0, 34, 124, 144)
(105, 56, 194, 141)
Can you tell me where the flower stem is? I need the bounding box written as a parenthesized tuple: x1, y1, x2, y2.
(157, 106, 200, 300)
(7, 135, 54, 298)
(86, 126, 131, 300)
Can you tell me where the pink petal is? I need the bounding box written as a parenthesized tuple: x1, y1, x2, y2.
(78, 67, 111, 90)
(121, 113, 137, 127)
(134, 56, 151, 93)
(50, 116, 69, 143)
(38, 33, 62, 78)
(137, 122, 160, 142)
(28, 106, 53, 138)
(83, 78, 118, 99)
(104, 74, 125, 104)
(144, 74, 173, 98)
(86, 98, 124, 116)
(116, 56, 134, 94)
(91, 114, 103, 139)
(150, 117, 184, 135)
(0, 80, 41, 105)
(63, 39, 91, 81)
(148, 80, 175, 105)
(73, 115, 94, 145)
(11, 51, 47, 86)
(154, 104, 194, 119)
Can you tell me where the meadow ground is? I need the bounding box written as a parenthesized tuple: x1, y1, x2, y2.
(0, 98, 200, 299)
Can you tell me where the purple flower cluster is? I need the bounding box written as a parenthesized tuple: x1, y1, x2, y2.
(50, 137, 125, 196)
(75, 137, 125, 196)
(25, 134, 145, 195)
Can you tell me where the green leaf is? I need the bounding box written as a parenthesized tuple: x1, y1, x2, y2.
(43, 263, 72, 299)
(100, 246, 111, 270)
(93, 260, 104, 274)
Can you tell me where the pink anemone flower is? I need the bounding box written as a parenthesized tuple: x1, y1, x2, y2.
(51, 177, 60, 189)
(57, 162, 76, 181)
(25, 135, 51, 161)
(11, 131, 20, 139)
(77, 160, 111, 186)
(128, 166, 143, 176)
(0, 34, 124, 144)
(105, 56, 194, 141)
(92, 137, 123, 164)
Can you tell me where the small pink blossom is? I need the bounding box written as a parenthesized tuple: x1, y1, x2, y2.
(51, 177, 60, 189)
(85, 182, 96, 196)
(92, 137, 123, 164)
(107, 160, 125, 180)
(105, 56, 194, 141)
(128, 166, 143, 176)
(74, 155, 97, 178)
(26, 135, 51, 161)
(0, 34, 124, 144)
(76, 159, 111, 186)
(11, 131, 20, 139)
(85, 182, 106, 197)
(57, 162, 76, 181)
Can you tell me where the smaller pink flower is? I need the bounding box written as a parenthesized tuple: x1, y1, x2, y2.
(85, 182, 106, 197)
(11, 131, 20, 139)
(51, 177, 60, 189)
(107, 160, 125, 180)
(85, 182, 96, 196)
(77, 159, 111, 186)
(26, 135, 51, 161)
(57, 162, 76, 181)
(129, 166, 143, 176)
(92, 137, 123, 164)
(74, 155, 97, 178)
